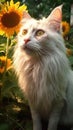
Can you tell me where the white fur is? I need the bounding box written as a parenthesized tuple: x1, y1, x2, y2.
(13, 6, 73, 130)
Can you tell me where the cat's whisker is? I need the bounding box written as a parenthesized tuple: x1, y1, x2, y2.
(37, 47, 49, 56)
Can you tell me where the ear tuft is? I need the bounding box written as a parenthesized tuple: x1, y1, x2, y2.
(22, 11, 32, 19)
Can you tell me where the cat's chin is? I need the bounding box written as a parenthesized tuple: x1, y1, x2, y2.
(21, 45, 35, 55)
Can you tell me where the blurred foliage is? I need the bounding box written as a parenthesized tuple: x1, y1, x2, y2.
(0, 0, 73, 130)
(23, 0, 72, 20)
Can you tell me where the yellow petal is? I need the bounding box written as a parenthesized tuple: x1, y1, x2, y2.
(0, 30, 4, 35)
(10, 0, 14, 6)
(19, 5, 27, 11)
(7, 1, 9, 8)
(14, 2, 20, 9)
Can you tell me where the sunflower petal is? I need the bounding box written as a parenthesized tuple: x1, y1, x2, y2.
(10, 0, 14, 6)
(14, 2, 20, 9)
(7, 1, 9, 8)
(0, 56, 12, 73)
(0, 30, 4, 35)
(19, 4, 27, 11)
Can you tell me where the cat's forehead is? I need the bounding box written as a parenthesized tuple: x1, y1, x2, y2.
(21, 18, 47, 30)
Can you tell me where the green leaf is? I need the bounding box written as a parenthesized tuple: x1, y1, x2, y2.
(0, 123, 9, 130)
(68, 56, 73, 65)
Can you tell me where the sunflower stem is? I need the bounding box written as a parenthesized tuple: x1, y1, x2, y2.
(2, 37, 10, 84)
(6, 37, 10, 57)
(4, 37, 9, 73)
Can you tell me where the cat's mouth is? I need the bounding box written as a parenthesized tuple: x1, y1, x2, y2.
(21, 44, 35, 54)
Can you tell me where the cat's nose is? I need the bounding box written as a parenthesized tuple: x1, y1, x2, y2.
(24, 39, 30, 44)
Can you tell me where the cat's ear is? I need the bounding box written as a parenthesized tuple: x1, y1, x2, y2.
(22, 11, 32, 20)
(47, 5, 63, 32)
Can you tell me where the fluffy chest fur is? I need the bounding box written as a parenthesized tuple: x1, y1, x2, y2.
(14, 49, 69, 116)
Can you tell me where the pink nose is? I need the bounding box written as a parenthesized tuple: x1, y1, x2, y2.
(24, 39, 30, 44)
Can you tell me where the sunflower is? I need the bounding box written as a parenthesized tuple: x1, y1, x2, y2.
(0, 56, 12, 73)
(66, 48, 73, 56)
(61, 21, 70, 37)
(0, 0, 27, 37)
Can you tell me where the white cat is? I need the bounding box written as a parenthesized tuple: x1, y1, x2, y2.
(13, 5, 73, 130)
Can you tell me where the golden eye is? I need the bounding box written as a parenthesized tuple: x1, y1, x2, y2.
(22, 29, 28, 35)
(36, 29, 45, 36)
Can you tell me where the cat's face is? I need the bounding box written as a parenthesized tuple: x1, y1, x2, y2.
(17, 5, 65, 57)
(18, 18, 51, 55)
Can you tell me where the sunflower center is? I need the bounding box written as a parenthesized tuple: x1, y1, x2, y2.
(1, 11, 20, 28)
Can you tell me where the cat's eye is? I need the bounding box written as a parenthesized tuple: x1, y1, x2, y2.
(36, 29, 45, 37)
(22, 29, 28, 35)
